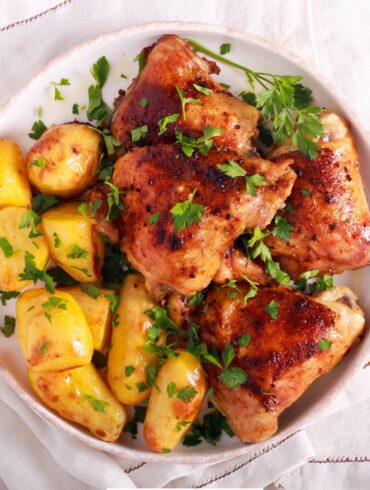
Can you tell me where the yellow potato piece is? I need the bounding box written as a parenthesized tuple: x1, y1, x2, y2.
(29, 363, 127, 442)
(144, 350, 207, 453)
(107, 274, 162, 405)
(62, 285, 113, 351)
(42, 202, 104, 282)
(17, 288, 93, 372)
(0, 206, 49, 291)
(0, 139, 31, 209)
(26, 124, 102, 198)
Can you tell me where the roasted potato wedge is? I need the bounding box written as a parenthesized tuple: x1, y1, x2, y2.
(29, 363, 127, 442)
(144, 350, 207, 453)
(0, 139, 31, 208)
(0, 206, 49, 290)
(26, 124, 102, 198)
(17, 288, 93, 372)
(62, 285, 113, 351)
(42, 202, 104, 282)
(107, 274, 162, 405)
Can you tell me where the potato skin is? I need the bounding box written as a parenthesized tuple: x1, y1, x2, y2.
(28, 363, 127, 442)
(26, 124, 102, 198)
(62, 286, 113, 351)
(144, 350, 207, 453)
(17, 288, 93, 372)
(0, 139, 31, 208)
(42, 202, 104, 282)
(107, 274, 161, 405)
(0, 206, 49, 291)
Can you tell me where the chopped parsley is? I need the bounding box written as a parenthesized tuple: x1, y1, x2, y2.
(51, 78, 70, 101)
(148, 211, 160, 225)
(176, 420, 191, 432)
(170, 189, 205, 233)
(222, 343, 235, 369)
(139, 97, 149, 108)
(67, 244, 88, 259)
(105, 181, 124, 221)
(272, 215, 294, 242)
(317, 339, 332, 351)
(131, 125, 148, 142)
(193, 83, 212, 95)
(176, 126, 223, 157)
(32, 193, 59, 213)
(125, 365, 135, 377)
(87, 56, 111, 126)
(219, 43, 231, 55)
(0, 291, 20, 306)
(265, 300, 279, 319)
(28, 120, 47, 140)
(158, 113, 179, 135)
(175, 86, 200, 119)
(218, 366, 248, 389)
(29, 159, 46, 168)
(72, 103, 79, 114)
(183, 409, 234, 446)
(239, 90, 256, 105)
(0, 237, 16, 257)
(47, 267, 78, 288)
(167, 383, 197, 403)
(1, 315, 16, 338)
(104, 291, 119, 314)
(19, 210, 42, 239)
(217, 160, 267, 196)
(82, 393, 109, 413)
(136, 382, 148, 393)
(40, 342, 48, 355)
(134, 51, 146, 71)
(237, 333, 251, 347)
(301, 189, 311, 197)
(81, 284, 100, 299)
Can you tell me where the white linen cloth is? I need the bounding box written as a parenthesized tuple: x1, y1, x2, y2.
(0, 0, 369, 488)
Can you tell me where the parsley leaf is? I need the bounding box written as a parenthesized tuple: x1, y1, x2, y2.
(220, 43, 231, 55)
(145, 306, 181, 334)
(0, 291, 20, 306)
(241, 275, 259, 305)
(19, 251, 56, 293)
(125, 365, 135, 377)
(72, 103, 79, 114)
(245, 173, 267, 196)
(193, 83, 212, 95)
(1, 315, 16, 338)
(239, 90, 257, 105)
(217, 160, 246, 178)
(104, 291, 119, 314)
(170, 189, 205, 233)
(272, 215, 294, 241)
(175, 86, 201, 119)
(237, 333, 251, 347)
(29, 158, 46, 168)
(265, 300, 279, 319)
(0, 237, 16, 257)
(176, 420, 191, 432)
(47, 267, 78, 287)
(317, 339, 332, 351)
(176, 126, 223, 156)
(134, 51, 146, 71)
(32, 193, 59, 213)
(90, 56, 109, 88)
(131, 125, 148, 142)
(158, 113, 179, 135)
(105, 181, 124, 221)
(183, 409, 234, 446)
(82, 393, 109, 412)
(139, 97, 149, 108)
(301, 188, 311, 197)
(52, 78, 70, 101)
(188, 39, 324, 158)
(218, 367, 248, 389)
(81, 284, 100, 299)
(148, 211, 160, 225)
(222, 343, 235, 369)
(167, 383, 197, 403)
(67, 244, 88, 259)
(28, 120, 47, 140)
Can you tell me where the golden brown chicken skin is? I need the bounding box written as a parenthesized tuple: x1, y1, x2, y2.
(265, 113, 370, 276)
(111, 35, 260, 153)
(199, 284, 364, 442)
(113, 145, 295, 297)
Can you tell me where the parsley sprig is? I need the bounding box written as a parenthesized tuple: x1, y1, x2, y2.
(188, 39, 324, 158)
(175, 126, 223, 157)
(170, 189, 205, 233)
(217, 160, 267, 196)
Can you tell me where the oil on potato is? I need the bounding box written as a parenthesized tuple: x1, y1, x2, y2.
(107, 274, 162, 405)
(144, 350, 207, 453)
(26, 124, 102, 198)
(0, 206, 49, 291)
(28, 363, 127, 442)
(62, 285, 113, 351)
(42, 202, 104, 282)
(0, 139, 31, 208)
(17, 288, 93, 372)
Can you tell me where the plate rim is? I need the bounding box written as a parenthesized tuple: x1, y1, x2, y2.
(0, 19, 369, 465)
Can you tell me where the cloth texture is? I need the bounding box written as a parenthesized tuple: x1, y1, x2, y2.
(0, 0, 369, 488)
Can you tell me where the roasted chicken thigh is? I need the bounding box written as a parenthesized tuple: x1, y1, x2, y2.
(113, 145, 295, 296)
(199, 284, 364, 442)
(266, 113, 370, 276)
(111, 35, 260, 153)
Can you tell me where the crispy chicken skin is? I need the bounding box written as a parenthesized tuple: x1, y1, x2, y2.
(113, 144, 295, 296)
(265, 113, 370, 276)
(199, 285, 364, 443)
(111, 35, 260, 153)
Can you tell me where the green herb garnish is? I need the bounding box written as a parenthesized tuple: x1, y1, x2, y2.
(170, 189, 205, 233)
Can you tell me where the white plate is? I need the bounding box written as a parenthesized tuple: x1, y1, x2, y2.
(0, 21, 369, 464)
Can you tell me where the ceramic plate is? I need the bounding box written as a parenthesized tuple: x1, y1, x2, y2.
(0, 21, 369, 464)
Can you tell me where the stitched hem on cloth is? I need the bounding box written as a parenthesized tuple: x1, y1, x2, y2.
(0, 0, 73, 32)
(309, 456, 370, 464)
